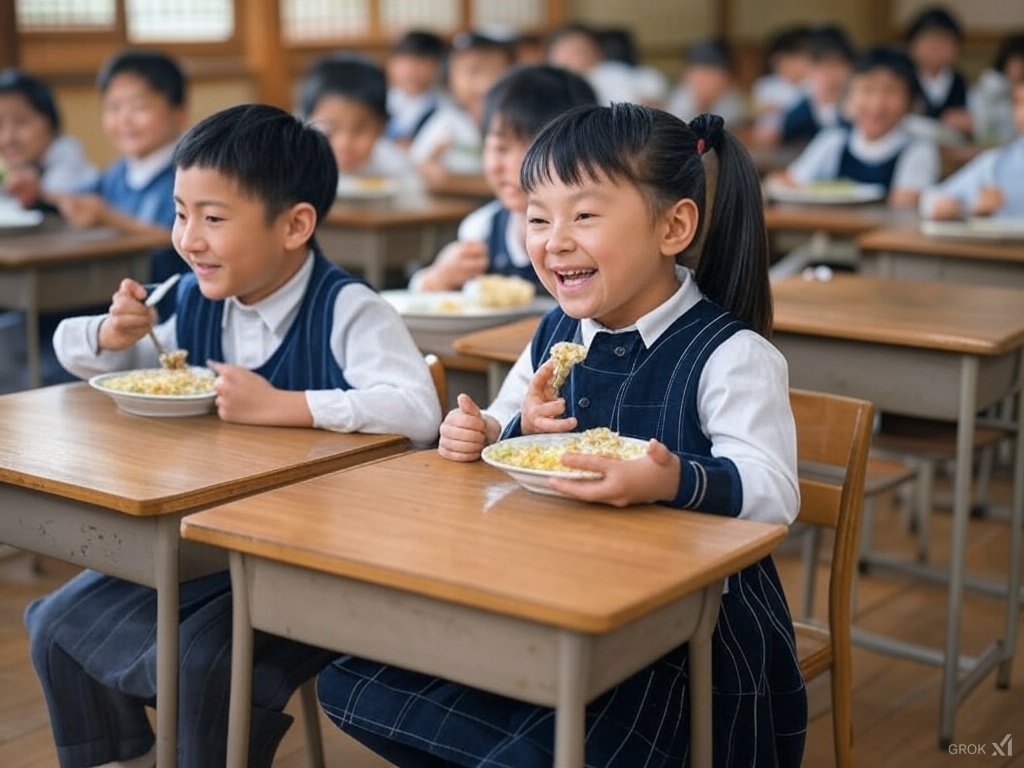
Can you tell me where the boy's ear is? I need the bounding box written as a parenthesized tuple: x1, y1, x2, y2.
(281, 202, 318, 250)
(660, 198, 700, 257)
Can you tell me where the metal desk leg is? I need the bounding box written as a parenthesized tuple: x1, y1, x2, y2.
(154, 517, 180, 768)
(689, 585, 723, 768)
(997, 356, 1024, 687)
(554, 631, 589, 768)
(227, 551, 255, 768)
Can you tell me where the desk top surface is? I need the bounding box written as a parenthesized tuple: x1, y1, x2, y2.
(326, 195, 480, 228)
(763, 202, 910, 235)
(181, 449, 785, 632)
(773, 274, 1024, 354)
(453, 317, 541, 364)
(0, 384, 407, 515)
(857, 225, 1024, 261)
(0, 216, 169, 267)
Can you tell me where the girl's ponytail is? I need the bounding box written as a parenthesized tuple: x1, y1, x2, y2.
(687, 114, 772, 337)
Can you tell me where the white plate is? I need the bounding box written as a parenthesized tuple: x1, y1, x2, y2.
(335, 176, 398, 200)
(920, 219, 1024, 241)
(764, 182, 886, 205)
(89, 367, 216, 418)
(0, 205, 43, 229)
(481, 432, 649, 497)
(382, 290, 556, 333)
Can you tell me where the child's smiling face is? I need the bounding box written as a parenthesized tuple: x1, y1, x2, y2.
(482, 120, 529, 213)
(0, 92, 54, 168)
(307, 94, 383, 174)
(101, 73, 185, 160)
(172, 166, 311, 306)
(848, 67, 911, 141)
(526, 170, 691, 329)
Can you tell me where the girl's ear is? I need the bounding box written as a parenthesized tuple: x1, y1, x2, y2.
(659, 197, 700, 257)
(281, 202, 318, 250)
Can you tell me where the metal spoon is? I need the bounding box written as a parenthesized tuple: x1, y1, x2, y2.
(143, 273, 181, 359)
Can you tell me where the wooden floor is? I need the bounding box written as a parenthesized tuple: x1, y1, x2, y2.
(1, 467, 1023, 767)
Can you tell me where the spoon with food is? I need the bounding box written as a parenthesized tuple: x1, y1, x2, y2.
(142, 273, 187, 369)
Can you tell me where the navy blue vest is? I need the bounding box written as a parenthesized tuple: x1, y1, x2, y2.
(486, 207, 545, 290)
(503, 300, 748, 515)
(837, 132, 903, 191)
(781, 97, 820, 144)
(174, 252, 366, 391)
(916, 69, 967, 119)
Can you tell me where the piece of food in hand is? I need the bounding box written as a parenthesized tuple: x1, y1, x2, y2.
(548, 341, 587, 393)
(464, 274, 536, 308)
(158, 349, 189, 370)
(488, 427, 647, 472)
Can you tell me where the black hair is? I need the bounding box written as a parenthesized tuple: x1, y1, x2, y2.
(298, 54, 388, 122)
(853, 45, 917, 97)
(449, 31, 514, 59)
(173, 104, 337, 241)
(905, 6, 964, 44)
(97, 49, 187, 107)
(0, 68, 61, 132)
(766, 25, 812, 59)
(686, 40, 734, 73)
(597, 28, 638, 66)
(520, 103, 771, 336)
(545, 23, 603, 58)
(391, 30, 447, 60)
(482, 64, 597, 141)
(994, 34, 1024, 74)
(808, 24, 856, 64)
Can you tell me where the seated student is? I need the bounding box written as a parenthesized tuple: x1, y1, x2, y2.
(0, 68, 98, 209)
(546, 22, 657, 107)
(26, 104, 441, 768)
(772, 46, 939, 207)
(299, 54, 418, 193)
(922, 78, 1024, 220)
(969, 33, 1024, 145)
(665, 39, 746, 126)
(905, 5, 972, 136)
(776, 24, 854, 145)
(384, 30, 447, 146)
(751, 25, 813, 139)
(410, 31, 513, 191)
(410, 64, 597, 293)
(596, 27, 669, 107)
(49, 49, 188, 284)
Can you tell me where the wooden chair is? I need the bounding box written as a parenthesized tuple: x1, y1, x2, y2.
(294, 353, 447, 768)
(790, 388, 875, 768)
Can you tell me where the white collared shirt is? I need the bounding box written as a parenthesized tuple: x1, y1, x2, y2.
(485, 266, 799, 525)
(918, 67, 954, 108)
(125, 140, 177, 189)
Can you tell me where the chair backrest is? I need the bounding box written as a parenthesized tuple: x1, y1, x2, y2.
(424, 354, 447, 414)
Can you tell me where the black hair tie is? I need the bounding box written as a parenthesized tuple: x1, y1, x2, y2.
(688, 113, 725, 154)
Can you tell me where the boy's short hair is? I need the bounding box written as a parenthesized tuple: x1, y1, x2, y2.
(905, 6, 964, 44)
(686, 40, 734, 73)
(391, 30, 447, 60)
(97, 49, 187, 107)
(597, 28, 638, 66)
(298, 55, 388, 122)
(766, 25, 812, 59)
(173, 104, 337, 233)
(808, 24, 856, 64)
(482, 64, 597, 140)
(853, 45, 918, 97)
(0, 68, 61, 132)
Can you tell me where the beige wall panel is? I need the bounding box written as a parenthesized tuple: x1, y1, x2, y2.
(729, 1, 874, 44)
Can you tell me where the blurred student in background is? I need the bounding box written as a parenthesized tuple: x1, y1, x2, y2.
(969, 34, 1024, 145)
(751, 26, 812, 140)
(665, 39, 745, 126)
(0, 68, 97, 209)
(905, 5, 972, 137)
(384, 30, 446, 146)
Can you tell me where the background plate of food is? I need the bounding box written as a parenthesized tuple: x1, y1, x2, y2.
(335, 175, 398, 200)
(920, 218, 1024, 241)
(481, 429, 649, 497)
(0, 200, 43, 230)
(764, 180, 886, 205)
(89, 366, 216, 417)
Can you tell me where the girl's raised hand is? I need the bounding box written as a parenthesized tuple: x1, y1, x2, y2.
(97, 278, 157, 351)
(520, 361, 578, 436)
(548, 438, 681, 507)
(419, 240, 488, 291)
(438, 393, 501, 462)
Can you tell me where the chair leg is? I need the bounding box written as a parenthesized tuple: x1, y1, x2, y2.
(831, 673, 854, 768)
(801, 526, 822, 620)
(299, 677, 326, 768)
(914, 460, 935, 563)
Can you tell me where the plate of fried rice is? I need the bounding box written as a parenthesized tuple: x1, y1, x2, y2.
(89, 367, 216, 417)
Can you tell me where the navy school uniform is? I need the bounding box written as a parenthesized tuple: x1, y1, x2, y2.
(317, 301, 808, 768)
(915, 69, 968, 120)
(486, 206, 545, 291)
(24, 253, 366, 768)
(837, 133, 903, 192)
(780, 96, 821, 144)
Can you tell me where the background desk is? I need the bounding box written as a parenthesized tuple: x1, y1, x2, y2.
(320, 196, 478, 289)
(0, 216, 168, 388)
(452, 316, 539, 400)
(181, 450, 786, 768)
(772, 274, 1024, 747)
(0, 383, 407, 768)
(858, 226, 1024, 288)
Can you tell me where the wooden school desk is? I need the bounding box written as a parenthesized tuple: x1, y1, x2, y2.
(180, 450, 787, 768)
(772, 274, 1024, 747)
(452, 316, 540, 399)
(858, 225, 1024, 288)
(0, 216, 168, 388)
(319, 195, 479, 289)
(0, 383, 407, 768)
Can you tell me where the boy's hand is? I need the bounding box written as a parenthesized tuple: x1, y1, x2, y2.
(98, 278, 156, 351)
(418, 139, 452, 191)
(50, 193, 110, 228)
(928, 195, 963, 220)
(207, 361, 312, 426)
(438, 393, 501, 461)
(4, 166, 42, 208)
(520, 361, 577, 436)
(548, 439, 681, 507)
(973, 187, 1004, 217)
(419, 240, 488, 291)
